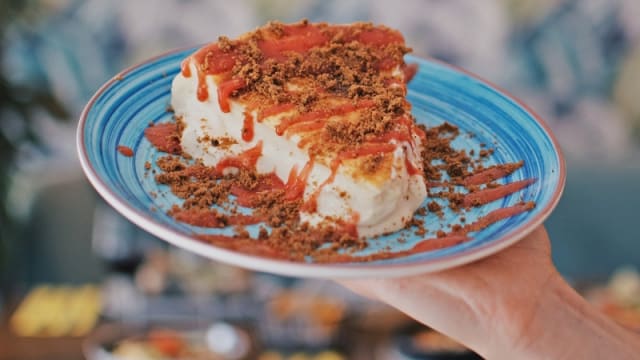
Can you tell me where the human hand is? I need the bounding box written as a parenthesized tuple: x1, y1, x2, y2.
(338, 226, 640, 359)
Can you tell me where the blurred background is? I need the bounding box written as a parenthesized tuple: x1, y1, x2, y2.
(1, 0, 640, 359)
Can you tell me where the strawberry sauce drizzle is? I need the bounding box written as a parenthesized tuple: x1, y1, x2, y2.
(283, 160, 314, 202)
(257, 103, 296, 121)
(275, 100, 375, 136)
(242, 112, 254, 142)
(172, 209, 261, 228)
(215, 141, 263, 172)
(461, 161, 524, 186)
(144, 123, 182, 154)
(463, 179, 536, 208)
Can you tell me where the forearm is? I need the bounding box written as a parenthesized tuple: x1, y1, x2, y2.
(490, 274, 640, 360)
(371, 271, 640, 359)
(342, 226, 640, 359)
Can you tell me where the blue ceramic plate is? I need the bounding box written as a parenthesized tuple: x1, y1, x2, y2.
(77, 48, 565, 278)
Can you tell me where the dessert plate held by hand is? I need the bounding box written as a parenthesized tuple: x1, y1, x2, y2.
(77, 48, 565, 278)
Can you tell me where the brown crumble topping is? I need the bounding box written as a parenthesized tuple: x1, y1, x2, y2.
(427, 201, 442, 214)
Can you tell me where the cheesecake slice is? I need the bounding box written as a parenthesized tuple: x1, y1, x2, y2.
(170, 20, 426, 237)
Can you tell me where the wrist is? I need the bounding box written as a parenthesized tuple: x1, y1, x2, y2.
(488, 273, 640, 360)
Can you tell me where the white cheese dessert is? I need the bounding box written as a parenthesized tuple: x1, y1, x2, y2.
(170, 21, 426, 237)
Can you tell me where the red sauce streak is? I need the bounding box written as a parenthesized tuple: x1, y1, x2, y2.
(180, 58, 191, 77)
(391, 116, 423, 148)
(183, 164, 222, 179)
(275, 100, 374, 136)
(405, 156, 421, 176)
(242, 112, 254, 142)
(283, 160, 314, 201)
(395, 115, 415, 128)
(215, 141, 263, 172)
(258, 24, 329, 59)
(463, 178, 536, 208)
(462, 202, 536, 233)
(229, 186, 258, 207)
(371, 122, 423, 180)
(403, 63, 418, 83)
(296, 135, 317, 150)
(230, 172, 286, 207)
(254, 172, 287, 191)
(217, 78, 245, 112)
(396, 114, 414, 128)
(355, 27, 404, 46)
(286, 119, 325, 134)
(258, 24, 402, 61)
(258, 103, 295, 121)
(370, 130, 413, 144)
(197, 234, 288, 259)
(117, 145, 134, 157)
(144, 123, 182, 154)
(227, 214, 262, 225)
(198, 234, 236, 242)
(276, 112, 319, 135)
(190, 44, 237, 75)
(339, 212, 360, 239)
(462, 161, 524, 186)
(384, 78, 405, 88)
(196, 71, 208, 101)
(410, 235, 470, 253)
(413, 125, 427, 141)
(337, 142, 396, 161)
(172, 209, 226, 228)
(301, 194, 319, 213)
(377, 57, 398, 71)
